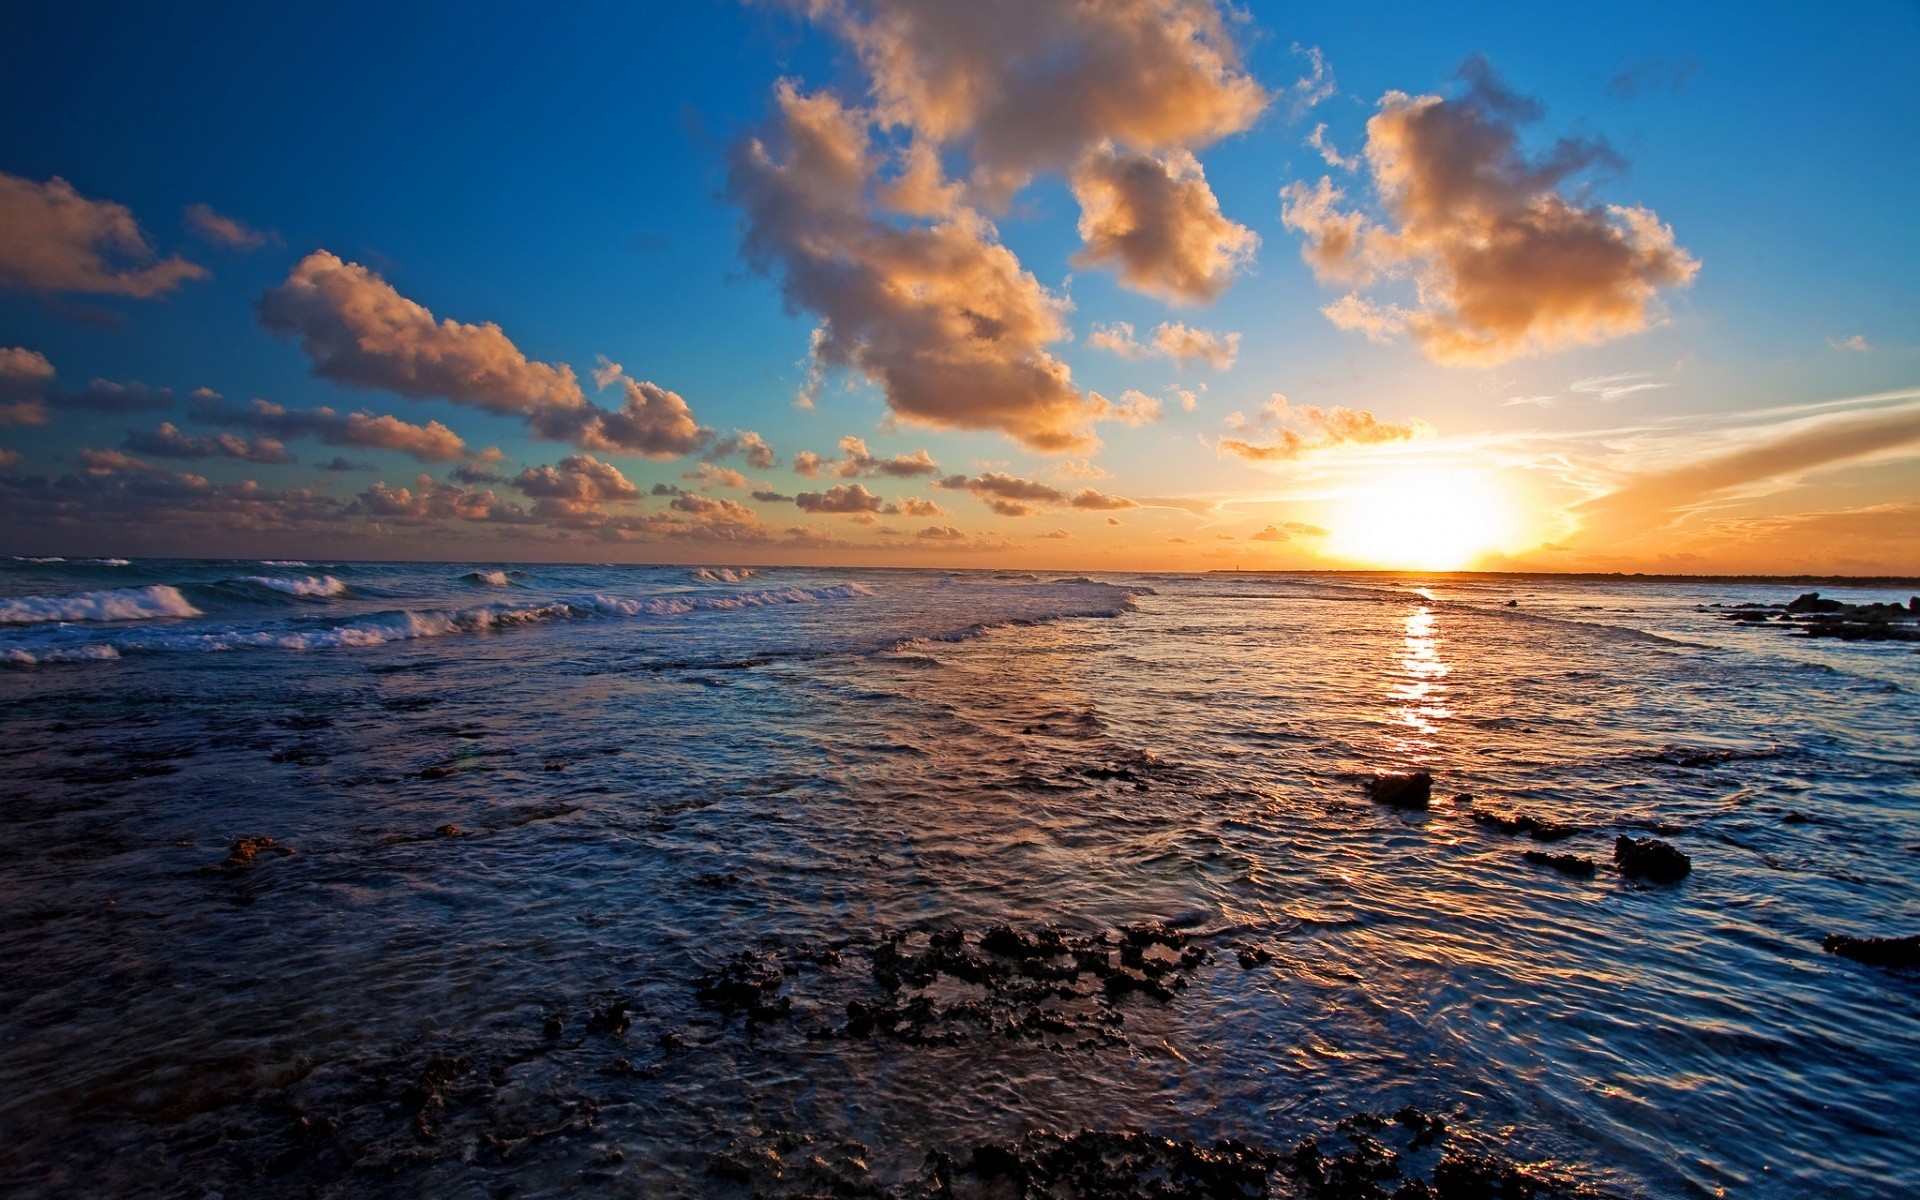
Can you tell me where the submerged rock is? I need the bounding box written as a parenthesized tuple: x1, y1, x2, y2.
(1523, 851, 1596, 878)
(1472, 811, 1582, 841)
(1822, 933, 1920, 970)
(1614, 835, 1691, 883)
(1367, 771, 1432, 811)
(217, 836, 294, 870)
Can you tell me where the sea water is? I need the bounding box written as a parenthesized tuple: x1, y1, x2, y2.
(1, 559, 1915, 1196)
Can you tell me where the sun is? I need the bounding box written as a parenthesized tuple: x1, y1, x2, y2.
(1325, 467, 1517, 570)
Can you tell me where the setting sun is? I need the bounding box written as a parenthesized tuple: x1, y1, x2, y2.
(1326, 467, 1516, 569)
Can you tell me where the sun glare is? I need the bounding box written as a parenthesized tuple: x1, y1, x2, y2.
(1326, 468, 1516, 570)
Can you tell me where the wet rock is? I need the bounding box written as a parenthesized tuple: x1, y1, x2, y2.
(418, 764, 457, 780)
(692, 870, 740, 889)
(1781, 811, 1811, 824)
(1786, 591, 1846, 614)
(584, 998, 633, 1036)
(1367, 771, 1432, 811)
(1472, 811, 1581, 841)
(435, 823, 464, 837)
(541, 1014, 564, 1039)
(217, 836, 294, 870)
(1523, 851, 1596, 878)
(1822, 933, 1920, 970)
(694, 951, 792, 1028)
(967, 1129, 1278, 1199)
(1237, 944, 1274, 969)
(1614, 835, 1691, 883)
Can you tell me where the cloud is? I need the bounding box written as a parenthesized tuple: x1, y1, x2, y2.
(1305, 123, 1359, 171)
(1086, 319, 1238, 369)
(514, 454, 639, 502)
(1219, 395, 1432, 461)
(793, 434, 942, 478)
(938, 470, 1136, 516)
(63, 379, 178, 413)
(1150, 321, 1239, 368)
(1607, 57, 1697, 101)
(260, 251, 588, 422)
(684, 461, 752, 490)
(0, 448, 18, 468)
(0, 171, 206, 297)
(123, 422, 295, 464)
(1250, 520, 1328, 541)
(1569, 372, 1667, 402)
(1827, 334, 1870, 353)
(564, 361, 711, 457)
(319, 456, 375, 472)
(896, 495, 944, 516)
(795, 482, 887, 513)
(1069, 143, 1256, 303)
(800, 0, 1267, 180)
(730, 84, 1105, 451)
(710, 428, 777, 468)
(1286, 44, 1337, 120)
(188, 392, 469, 462)
(1087, 322, 1147, 359)
(183, 203, 271, 251)
(1571, 402, 1920, 543)
(1280, 58, 1699, 365)
(751, 489, 794, 503)
(356, 475, 535, 526)
(1109, 390, 1163, 425)
(0, 347, 55, 426)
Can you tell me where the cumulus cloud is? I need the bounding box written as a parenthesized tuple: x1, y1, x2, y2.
(63, 379, 178, 413)
(1280, 58, 1699, 365)
(259, 250, 587, 415)
(937, 470, 1136, 516)
(183, 203, 270, 251)
(0, 172, 206, 297)
(320, 456, 375, 472)
(731, 84, 1104, 451)
(123, 422, 295, 464)
(356, 475, 535, 526)
(1069, 144, 1256, 303)
(1218, 395, 1432, 461)
(1109, 390, 1163, 425)
(563, 361, 712, 457)
(1087, 320, 1238, 369)
(795, 482, 888, 514)
(188, 392, 469, 462)
(793, 434, 942, 479)
(1150, 321, 1239, 368)
(0, 347, 55, 427)
(710, 428, 777, 468)
(683, 462, 751, 490)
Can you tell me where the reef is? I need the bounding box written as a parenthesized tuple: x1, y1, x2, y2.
(1713, 593, 1920, 642)
(1366, 772, 1432, 811)
(1614, 835, 1691, 884)
(1822, 933, 1920, 970)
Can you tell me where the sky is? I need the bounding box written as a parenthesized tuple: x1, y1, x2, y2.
(1, 0, 1916, 572)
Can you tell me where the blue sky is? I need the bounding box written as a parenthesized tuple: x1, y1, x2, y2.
(1, 1, 1915, 569)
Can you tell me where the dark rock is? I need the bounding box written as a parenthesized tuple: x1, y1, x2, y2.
(541, 1014, 564, 1039)
(1781, 811, 1811, 824)
(1367, 771, 1432, 810)
(1472, 811, 1581, 841)
(1523, 851, 1596, 878)
(1786, 591, 1845, 614)
(584, 999, 632, 1037)
(694, 952, 791, 1027)
(218, 836, 294, 870)
(1237, 944, 1274, 969)
(419, 765, 456, 780)
(1614, 835, 1691, 883)
(435, 823, 463, 837)
(1822, 933, 1920, 970)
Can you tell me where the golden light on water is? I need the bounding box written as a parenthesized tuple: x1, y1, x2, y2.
(1326, 467, 1517, 570)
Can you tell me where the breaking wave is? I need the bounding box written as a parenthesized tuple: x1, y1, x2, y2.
(0, 585, 202, 625)
(236, 575, 348, 598)
(690, 567, 758, 584)
(462, 570, 521, 588)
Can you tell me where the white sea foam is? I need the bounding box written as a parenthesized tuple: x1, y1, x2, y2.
(464, 570, 515, 587)
(239, 572, 349, 595)
(690, 567, 758, 584)
(1, 644, 121, 664)
(257, 560, 310, 567)
(239, 575, 348, 598)
(0, 585, 203, 625)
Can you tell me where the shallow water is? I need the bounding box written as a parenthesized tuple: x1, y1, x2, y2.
(1, 560, 1916, 1197)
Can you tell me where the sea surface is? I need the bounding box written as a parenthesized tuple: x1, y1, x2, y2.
(1, 558, 1916, 1197)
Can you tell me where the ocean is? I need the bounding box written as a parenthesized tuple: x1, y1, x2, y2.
(1, 558, 1916, 1197)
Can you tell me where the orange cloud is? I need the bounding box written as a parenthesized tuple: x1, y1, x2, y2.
(123, 422, 294, 465)
(793, 434, 942, 478)
(189, 393, 469, 463)
(183, 203, 270, 251)
(1281, 58, 1699, 365)
(1070, 144, 1256, 303)
(259, 251, 586, 416)
(0, 172, 206, 297)
(1219, 396, 1432, 461)
(0, 347, 54, 427)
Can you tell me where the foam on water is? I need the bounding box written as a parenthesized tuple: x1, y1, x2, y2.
(0, 584, 202, 624)
(236, 574, 348, 598)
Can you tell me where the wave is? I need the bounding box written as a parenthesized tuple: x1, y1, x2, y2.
(690, 567, 758, 584)
(0, 582, 878, 663)
(236, 575, 348, 598)
(256, 560, 310, 567)
(462, 569, 521, 588)
(0, 585, 202, 625)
